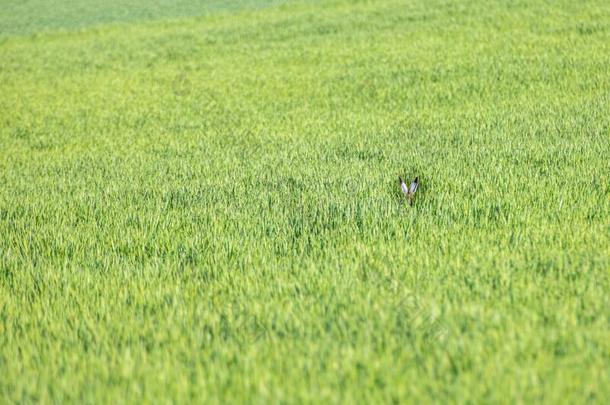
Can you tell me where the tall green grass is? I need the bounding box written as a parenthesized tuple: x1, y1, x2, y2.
(1, 0, 609, 403)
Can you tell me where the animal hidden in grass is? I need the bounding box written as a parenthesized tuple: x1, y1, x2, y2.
(399, 176, 419, 206)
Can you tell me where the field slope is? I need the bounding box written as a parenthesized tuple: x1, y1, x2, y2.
(1, 0, 609, 403)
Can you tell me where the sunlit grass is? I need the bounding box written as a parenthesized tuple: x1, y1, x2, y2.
(1, 0, 609, 403)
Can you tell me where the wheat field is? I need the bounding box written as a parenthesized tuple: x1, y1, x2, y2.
(1, 0, 609, 403)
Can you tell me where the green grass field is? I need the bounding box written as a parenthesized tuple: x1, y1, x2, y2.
(1, 0, 609, 402)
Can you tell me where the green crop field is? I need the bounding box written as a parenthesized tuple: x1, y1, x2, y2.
(1, 0, 609, 403)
